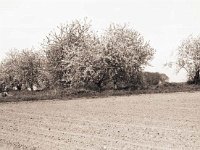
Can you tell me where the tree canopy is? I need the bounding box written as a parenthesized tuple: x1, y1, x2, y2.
(43, 20, 155, 90)
(0, 19, 156, 91)
(177, 35, 200, 83)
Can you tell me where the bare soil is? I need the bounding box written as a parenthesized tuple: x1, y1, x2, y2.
(0, 92, 200, 150)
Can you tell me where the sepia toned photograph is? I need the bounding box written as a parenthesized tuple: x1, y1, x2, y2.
(0, 0, 200, 149)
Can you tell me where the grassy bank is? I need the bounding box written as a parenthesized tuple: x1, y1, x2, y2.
(1, 82, 200, 103)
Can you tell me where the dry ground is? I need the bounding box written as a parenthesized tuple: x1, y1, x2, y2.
(0, 92, 200, 150)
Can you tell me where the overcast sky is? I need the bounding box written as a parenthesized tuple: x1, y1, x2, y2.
(0, 0, 199, 82)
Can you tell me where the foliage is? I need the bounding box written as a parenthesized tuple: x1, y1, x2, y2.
(43, 21, 155, 90)
(102, 24, 155, 89)
(43, 19, 103, 88)
(1, 49, 49, 91)
(143, 72, 169, 86)
(0, 19, 155, 92)
(177, 35, 200, 83)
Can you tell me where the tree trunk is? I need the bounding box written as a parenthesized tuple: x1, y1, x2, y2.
(95, 72, 107, 92)
(30, 81, 34, 91)
(194, 70, 200, 84)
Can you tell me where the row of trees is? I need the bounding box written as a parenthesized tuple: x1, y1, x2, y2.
(0, 19, 199, 92)
(0, 19, 155, 91)
(43, 20, 155, 90)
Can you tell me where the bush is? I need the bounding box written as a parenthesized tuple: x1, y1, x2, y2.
(143, 72, 169, 86)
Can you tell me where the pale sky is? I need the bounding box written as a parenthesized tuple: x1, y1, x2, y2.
(0, 0, 200, 82)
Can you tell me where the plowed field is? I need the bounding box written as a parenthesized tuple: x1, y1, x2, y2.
(0, 92, 200, 149)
